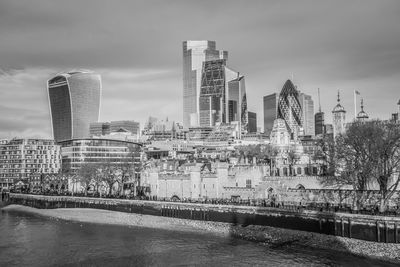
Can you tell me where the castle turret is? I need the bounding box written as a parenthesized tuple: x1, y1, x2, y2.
(356, 99, 369, 122)
(332, 91, 346, 138)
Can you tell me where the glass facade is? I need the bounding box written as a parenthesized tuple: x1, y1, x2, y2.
(277, 80, 303, 140)
(59, 139, 142, 174)
(248, 111, 257, 133)
(263, 93, 278, 136)
(198, 59, 248, 134)
(48, 70, 101, 142)
(182, 41, 227, 128)
(299, 93, 315, 136)
(314, 111, 325, 135)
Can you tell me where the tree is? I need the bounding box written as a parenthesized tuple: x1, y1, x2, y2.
(315, 134, 336, 176)
(324, 120, 400, 212)
(77, 163, 98, 196)
(118, 145, 141, 196)
(286, 148, 300, 176)
(98, 160, 121, 196)
(369, 121, 400, 212)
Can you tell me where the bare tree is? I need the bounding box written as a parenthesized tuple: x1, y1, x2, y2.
(98, 160, 120, 197)
(286, 148, 300, 176)
(323, 120, 400, 211)
(77, 163, 98, 196)
(370, 121, 400, 212)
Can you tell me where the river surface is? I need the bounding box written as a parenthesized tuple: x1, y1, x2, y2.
(0, 208, 397, 267)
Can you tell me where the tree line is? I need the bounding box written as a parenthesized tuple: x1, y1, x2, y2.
(317, 120, 400, 212)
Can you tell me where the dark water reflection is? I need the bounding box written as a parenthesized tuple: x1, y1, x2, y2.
(0, 209, 397, 266)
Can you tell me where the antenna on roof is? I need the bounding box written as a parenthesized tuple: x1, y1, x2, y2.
(318, 88, 321, 113)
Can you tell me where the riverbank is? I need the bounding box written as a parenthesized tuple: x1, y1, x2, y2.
(2, 204, 400, 264)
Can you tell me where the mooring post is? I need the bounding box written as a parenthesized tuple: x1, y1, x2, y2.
(376, 221, 381, 242)
(319, 218, 322, 233)
(341, 218, 345, 237)
(334, 218, 337, 235)
(348, 218, 352, 238)
(384, 222, 388, 243)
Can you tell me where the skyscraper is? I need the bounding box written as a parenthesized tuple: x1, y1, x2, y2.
(248, 112, 257, 133)
(182, 41, 227, 128)
(332, 91, 346, 138)
(315, 112, 325, 135)
(277, 80, 302, 140)
(314, 88, 325, 136)
(48, 70, 101, 142)
(198, 59, 248, 131)
(263, 93, 279, 136)
(299, 92, 315, 136)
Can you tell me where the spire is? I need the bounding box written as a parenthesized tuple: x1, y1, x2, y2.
(360, 98, 364, 112)
(318, 88, 321, 112)
(337, 90, 340, 103)
(357, 98, 369, 120)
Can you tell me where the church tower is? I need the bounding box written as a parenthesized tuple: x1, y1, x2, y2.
(332, 91, 346, 138)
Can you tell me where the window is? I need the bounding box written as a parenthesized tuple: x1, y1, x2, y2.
(246, 179, 251, 188)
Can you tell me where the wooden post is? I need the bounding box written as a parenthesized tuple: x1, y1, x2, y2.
(348, 218, 352, 238)
(376, 221, 381, 242)
(384, 222, 388, 243)
(319, 219, 322, 233)
(341, 218, 345, 237)
(334, 218, 337, 235)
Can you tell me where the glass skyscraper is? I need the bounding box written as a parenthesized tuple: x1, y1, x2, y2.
(277, 80, 302, 140)
(182, 41, 227, 128)
(47, 70, 101, 143)
(199, 59, 248, 132)
(299, 92, 315, 136)
(263, 93, 279, 136)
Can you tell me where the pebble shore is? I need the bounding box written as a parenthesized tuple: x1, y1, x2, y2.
(3, 204, 400, 264)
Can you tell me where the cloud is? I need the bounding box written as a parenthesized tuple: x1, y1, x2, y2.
(0, 0, 399, 137)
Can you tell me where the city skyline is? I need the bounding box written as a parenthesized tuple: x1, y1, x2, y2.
(1, 0, 400, 139)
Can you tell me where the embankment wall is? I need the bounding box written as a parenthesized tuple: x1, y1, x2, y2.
(5, 193, 400, 244)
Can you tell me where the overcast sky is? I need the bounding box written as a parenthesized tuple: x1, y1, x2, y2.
(0, 0, 399, 139)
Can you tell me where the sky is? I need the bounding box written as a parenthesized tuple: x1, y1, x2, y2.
(0, 0, 399, 139)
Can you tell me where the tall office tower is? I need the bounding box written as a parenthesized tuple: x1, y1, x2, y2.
(183, 40, 228, 128)
(263, 93, 279, 136)
(227, 75, 248, 132)
(314, 88, 324, 135)
(198, 59, 247, 131)
(315, 112, 325, 135)
(277, 80, 302, 140)
(248, 111, 257, 133)
(48, 70, 101, 143)
(299, 93, 315, 136)
(332, 91, 346, 138)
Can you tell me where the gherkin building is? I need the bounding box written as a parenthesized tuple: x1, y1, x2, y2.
(277, 79, 302, 139)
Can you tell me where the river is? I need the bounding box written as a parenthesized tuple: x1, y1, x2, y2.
(0, 209, 397, 266)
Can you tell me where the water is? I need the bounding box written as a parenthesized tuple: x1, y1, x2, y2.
(0, 209, 397, 267)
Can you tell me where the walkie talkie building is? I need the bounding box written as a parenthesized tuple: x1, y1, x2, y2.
(47, 70, 101, 143)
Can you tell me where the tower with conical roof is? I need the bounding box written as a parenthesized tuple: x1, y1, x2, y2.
(356, 99, 369, 121)
(332, 91, 346, 138)
(277, 79, 302, 140)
